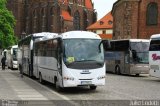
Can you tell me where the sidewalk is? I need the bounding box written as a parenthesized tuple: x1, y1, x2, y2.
(0, 67, 48, 100)
(0, 67, 19, 100)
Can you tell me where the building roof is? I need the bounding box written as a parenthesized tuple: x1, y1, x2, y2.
(61, 10, 73, 21)
(58, 0, 93, 9)
(85, 0, 93, 9)
(87, 12, 113, 30)
(99, 34, 112, 39)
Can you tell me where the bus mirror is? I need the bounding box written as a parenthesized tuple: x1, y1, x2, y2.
(102, 40, 111, 49)
(99, 40, 111, 53)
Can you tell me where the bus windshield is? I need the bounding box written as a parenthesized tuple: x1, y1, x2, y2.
(63, 39, 104, 69)
(130, 42, 149, 63)
(13, 48, 18, 61)
(149, 40, 160, 51)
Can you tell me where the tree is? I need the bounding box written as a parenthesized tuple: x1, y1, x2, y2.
(0, 0, 16, 49)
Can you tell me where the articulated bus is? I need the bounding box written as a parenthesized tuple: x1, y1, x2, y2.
(33, 31, 107, 90)
(149, 34, 160, 78)
(18, 32, 53, 77)
(7, 45, 18, 69)
(104, 39, 149, 76)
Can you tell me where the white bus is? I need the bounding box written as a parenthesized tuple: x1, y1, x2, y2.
(149, 34, 160, 78)
(33, 31, 107, 90)
(104, 39, 149, 76)
(7, 45, 18, 69)
(18, 32, 51, 77)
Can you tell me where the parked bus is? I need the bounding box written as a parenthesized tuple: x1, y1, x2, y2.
(149, 34, 160, 78)
(18, 32, 51, 77)
(33, 31, 108, 90)
(104, 39, 149, 76)
(7, 45, 18, 69)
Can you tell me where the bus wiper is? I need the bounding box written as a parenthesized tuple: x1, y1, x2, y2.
(75, 60, 96, 62)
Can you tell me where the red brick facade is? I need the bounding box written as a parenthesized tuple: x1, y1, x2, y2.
(112, 0, 160, 40)
(7, 0, 97, 38)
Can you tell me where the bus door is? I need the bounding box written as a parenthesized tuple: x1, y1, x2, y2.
(56, 38, 63, 87)
(124, 51, 130, 74)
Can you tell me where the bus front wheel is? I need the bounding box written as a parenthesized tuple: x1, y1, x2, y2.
(55, 80, 63, 92)
(90, 86, 97, 90)
(39, 73, 44, 84)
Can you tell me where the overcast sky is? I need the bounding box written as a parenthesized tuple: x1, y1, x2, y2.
(92, 0, 117, 20)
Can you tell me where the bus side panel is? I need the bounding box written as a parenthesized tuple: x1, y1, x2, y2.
(105, 52, 116, 73)
(22, 45, 30, 75)
(149, 51, 160, 78)
(37, 56, 58, 83)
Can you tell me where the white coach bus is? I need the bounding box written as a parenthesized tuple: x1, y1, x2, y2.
(149, 34, 160, 78)
(7, 45, 18, 69)
(18, 32, 51, 77)
(33, 31, 108, 90)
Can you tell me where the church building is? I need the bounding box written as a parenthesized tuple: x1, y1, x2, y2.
(7, 0, 97, 38)
(112, 0, 160, 39)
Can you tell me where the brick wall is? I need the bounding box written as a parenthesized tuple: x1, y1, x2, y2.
(138, 0, 160, 39)
(7, 0, 96, 38)
(112, 0, 160, 40)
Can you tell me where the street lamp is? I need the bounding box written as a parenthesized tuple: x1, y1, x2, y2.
(21, 31, 26, 39)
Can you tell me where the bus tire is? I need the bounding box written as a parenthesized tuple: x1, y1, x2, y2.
(39, 73, 44, 84)
(55, 80, 62, 92)
(115, 66, 121, 75)
(90, 86, 97, 90)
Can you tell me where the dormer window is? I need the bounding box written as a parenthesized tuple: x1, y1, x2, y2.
(100, 21, 104, 25)
(108, 20, 113, 25)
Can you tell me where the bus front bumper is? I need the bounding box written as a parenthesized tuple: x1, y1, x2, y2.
(62, 78, 105, 87)
(130, 64, 149, 74)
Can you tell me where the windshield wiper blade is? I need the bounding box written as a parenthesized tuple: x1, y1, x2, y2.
(75, 60, 96, 62)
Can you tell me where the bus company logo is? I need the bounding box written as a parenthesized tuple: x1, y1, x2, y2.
(152, 54, 160, 61)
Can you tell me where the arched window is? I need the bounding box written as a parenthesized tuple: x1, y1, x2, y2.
(146, 2, 158, 25)
(68, 5, 71, 15)
(50, 7, 54, 15)
(93, 11, 97, 23)
(83, 9, 88, 30)
(74, 11, 80, 30)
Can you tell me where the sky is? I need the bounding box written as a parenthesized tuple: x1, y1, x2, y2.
(92, 0, 117, 20)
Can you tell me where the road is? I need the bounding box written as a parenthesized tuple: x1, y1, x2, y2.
(0, 68, 160, 106)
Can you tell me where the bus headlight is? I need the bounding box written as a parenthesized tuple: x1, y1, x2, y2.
(97, 76, 105, 80)
(63, 76, 75, 81)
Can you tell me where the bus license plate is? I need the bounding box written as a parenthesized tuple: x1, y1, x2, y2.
(81, 81, 92, 85)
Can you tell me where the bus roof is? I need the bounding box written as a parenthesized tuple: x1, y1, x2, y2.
(61, 31, 101, 39)
(10, 45, 18, 49)
(111, 39, 149, 42)
(21, 32, 53, 40)
(150, 34, 160, 39)
(35, 33, 58, 42)
(35, 31, 101, 42)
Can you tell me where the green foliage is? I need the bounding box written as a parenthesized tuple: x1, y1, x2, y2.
(0, 0, 16, 49)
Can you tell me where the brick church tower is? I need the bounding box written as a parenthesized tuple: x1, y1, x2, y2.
(7, 0, 97, 38)
(112, 0, 160, 39)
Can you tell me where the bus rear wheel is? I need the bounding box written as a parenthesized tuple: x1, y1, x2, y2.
(115, 66, 121, 75)
(90, 86, 97, 90)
